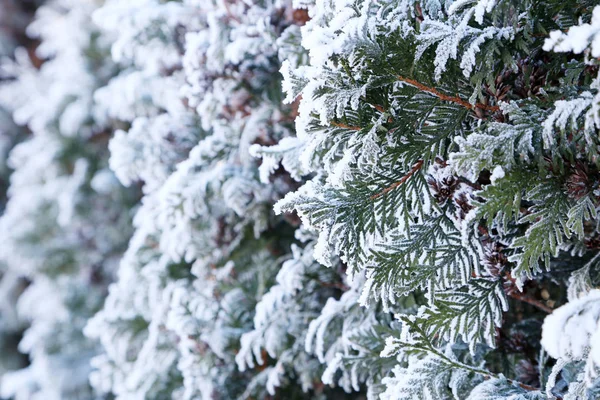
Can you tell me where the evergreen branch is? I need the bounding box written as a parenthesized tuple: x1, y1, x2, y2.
(396, 76, 499, 113)
(395, 316, 540, 393)
(418, 279, 508, 349)
(366, 214, 477, 305)
(431, 347, 540, 393)
(509, 182, 571, 280)
(370, 160, 424, 200)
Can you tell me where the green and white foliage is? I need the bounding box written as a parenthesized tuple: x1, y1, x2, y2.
(0, 0, 39, 392)
(3, 0, 600, 399)
(540, 8, 600, 400)
(252, 0, 600, 398)
(83, 1, 339, 399)
(0, 0, 35, 192)
(0, 0, 136, 399)
(236, 235, 342, 395)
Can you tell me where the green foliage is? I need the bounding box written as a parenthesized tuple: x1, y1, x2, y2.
(418, 278, 507, 349)
(270, 0, 600, 398)
(365, 214, 480, 306)
(509, 181, 572, 280)
(6, 0, 600, 399)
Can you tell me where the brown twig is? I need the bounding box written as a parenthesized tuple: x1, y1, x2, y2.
(397, 75, 500, 112)
(319, 281, 351, 291)
(372, 103, 387, 113)
(503, 271, 554, 314)
(371, 160, 424, 200)
(331, 121, 361, 131)
(507, 378, 541, 393)
(508, 290, 553, 314)
(222, 1, 242, 23)
(415, 3, 424, 23)
(331, 75, 498, 134)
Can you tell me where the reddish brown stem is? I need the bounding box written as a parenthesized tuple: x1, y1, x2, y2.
(415, 3, 424, 22)
(371, 160, 424, 200)
(508, 291, 553, 314)
(372, 103, 387, 113)
(397, 76, 500, 112)
(331, 121, 361, 131)
(319, 281, 350, 291)
(510, 379, 541, 393)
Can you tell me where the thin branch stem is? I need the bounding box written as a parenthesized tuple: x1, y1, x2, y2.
(371, 160, 424, 199)
(397, 75, 500, 112)
(432, 346, 540, 392)
(402, 321, 542, 394)
(503, 271, 553, 314)
(371, 103, 387, 113)
(415, 2, 424, 23)
(508, 290, 553, 314)
(331, 121, 361, 131)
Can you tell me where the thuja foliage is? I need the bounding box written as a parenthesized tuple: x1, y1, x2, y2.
(2, 0, 600, 399)
(0, 0, 138, 398)
(0, 0, 40, 394)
